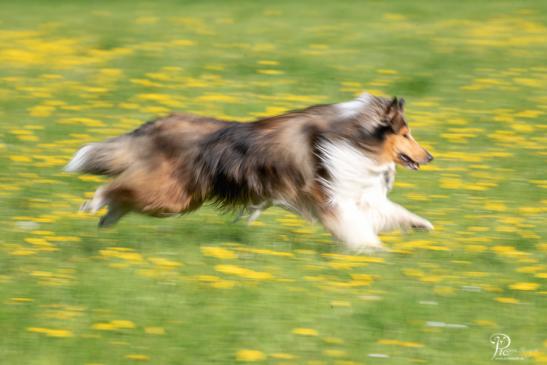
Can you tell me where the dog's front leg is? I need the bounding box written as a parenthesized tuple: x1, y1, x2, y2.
(375, 200, 434, 233)
(318, 200, 384, 253)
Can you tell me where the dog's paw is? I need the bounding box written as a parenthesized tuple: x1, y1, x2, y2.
(80, 200, 92, 212)
(347, 243, 387, 255)
(359, 245, 388, 255)
(411, 218, 434, 231)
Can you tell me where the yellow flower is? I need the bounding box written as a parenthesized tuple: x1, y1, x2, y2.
(330, 300, 351, 307)
(350, 273, 374, 285)
(509, 282, 539, 291)
(201, 246, 237, 259)
(100, 248, 144, 263)
(474, 319, 497, 327)
(197, 94, 240, 103)
(322, 253, 384, 263)
(9, 297, 33, 303)
(214, 265, 272, 280)
(236, 349, 266, 362)
(10, 155, 32, 163)
(323, 349, 346, 357)
(92, 320, 135, 330)
(270, 353, 295, 360)
(125, 354, 150, 361)
(377, 339, 423, 348)
(323, 337, 344, 344)
(148, 257, 182, 269)
(236, 247, 293, 257)
(27, 327, 73, 337)
(46, 329, 74, 338)
(292, 328, 318, 336)
(434, 286, 455, 296)
(91, 322, 116, 331)
(257, 69, 284, 75)
(111, 320, 135, 329)
(144, 327, 165, 335)
(495, 297, 519, 304)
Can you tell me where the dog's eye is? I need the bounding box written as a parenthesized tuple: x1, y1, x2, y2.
(403, 134, 409, 139)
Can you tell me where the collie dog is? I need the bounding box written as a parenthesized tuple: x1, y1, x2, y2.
(66, 93, 434, 252)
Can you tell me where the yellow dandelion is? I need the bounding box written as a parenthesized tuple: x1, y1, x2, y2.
(214, 265, 272, 280)
(125, 354, 150, 361)
(9, 297, 34, 303)
(148, 257, 182, 269)
(323, 349, 346, 357)
(270, 353, 295, 360)
(10, 155, 32, 163)
(201, 246, 237, 259)
(236, 247, 293, 257)
(236, 349, 266, 362)
(474, 319, 497, 327)
(495, 297, 519, 304)
(91, 322, 116, 331)
(144, 327, 165, 335)
(46, 329, 74, 338)
(27, 327, 73, 338)
(292, 328, 318, 336)
(111, 320, 135, 329)
(323, 337, 344, 345)
(377, 339, 423, 348)
(211, 280, 236, 289)
(257, 69, 284, 75)
(509, 282, 539, 291)
(330, 300, 351, 307)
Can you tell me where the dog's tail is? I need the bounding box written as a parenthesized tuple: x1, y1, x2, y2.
(64, 137, 134, 176)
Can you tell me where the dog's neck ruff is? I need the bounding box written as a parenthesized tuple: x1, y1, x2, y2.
(318, 141, 394, 206)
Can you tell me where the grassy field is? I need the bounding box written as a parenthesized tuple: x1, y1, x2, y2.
(0, 1, 546, 364)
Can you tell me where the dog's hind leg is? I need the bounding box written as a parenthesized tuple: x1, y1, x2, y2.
(233, 201, 272, 224)
(247, 201, 272, 224)
(99, 203, 130, 228)
(80, 186, 108, 213)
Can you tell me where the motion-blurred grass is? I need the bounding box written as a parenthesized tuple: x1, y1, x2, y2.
(0, 1, 545, 364)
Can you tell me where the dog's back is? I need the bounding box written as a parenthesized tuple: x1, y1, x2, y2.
(66, 110, 325, 226)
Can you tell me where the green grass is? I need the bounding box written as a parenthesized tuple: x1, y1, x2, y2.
(0, 1, 546, 364)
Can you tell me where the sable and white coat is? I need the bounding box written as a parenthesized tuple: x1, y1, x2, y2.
(66, 93, 434, 252)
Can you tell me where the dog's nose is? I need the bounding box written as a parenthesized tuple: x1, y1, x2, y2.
(426, 153, 434, 162)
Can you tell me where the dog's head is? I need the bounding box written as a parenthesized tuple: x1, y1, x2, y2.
(378, 97, 433, 170)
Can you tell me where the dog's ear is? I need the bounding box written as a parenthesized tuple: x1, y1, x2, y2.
(386, 96, 405, 115)
(398, 97, 405, 112)
(385, 97, 403, 120)
(385, 97, 406, 131)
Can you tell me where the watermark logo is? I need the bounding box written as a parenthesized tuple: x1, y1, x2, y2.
(490, 333, 526, 361)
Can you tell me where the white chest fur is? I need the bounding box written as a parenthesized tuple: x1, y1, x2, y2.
(318, 141, 394, 206)
(316, 141, 400, 250)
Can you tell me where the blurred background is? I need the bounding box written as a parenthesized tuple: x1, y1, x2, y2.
(0, 1, 545, 364)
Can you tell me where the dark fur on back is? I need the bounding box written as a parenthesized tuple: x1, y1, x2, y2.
(189, 122, 308, 208)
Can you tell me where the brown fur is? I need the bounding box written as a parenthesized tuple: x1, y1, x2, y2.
(67, 94, 432, 229)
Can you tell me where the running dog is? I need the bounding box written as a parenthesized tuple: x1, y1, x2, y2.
(66, 93, 434, 252)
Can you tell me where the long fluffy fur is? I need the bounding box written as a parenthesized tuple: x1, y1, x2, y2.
(66, 93, 434, 251)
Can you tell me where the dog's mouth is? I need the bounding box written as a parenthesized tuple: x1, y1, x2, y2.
(399, 153, 420, 170)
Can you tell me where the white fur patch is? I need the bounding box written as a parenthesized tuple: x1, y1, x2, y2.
(318, 141, 393, 205)
(65, 144, 95, 172)
(335, 92, 373, 119)
(317, 141, 432, 250)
